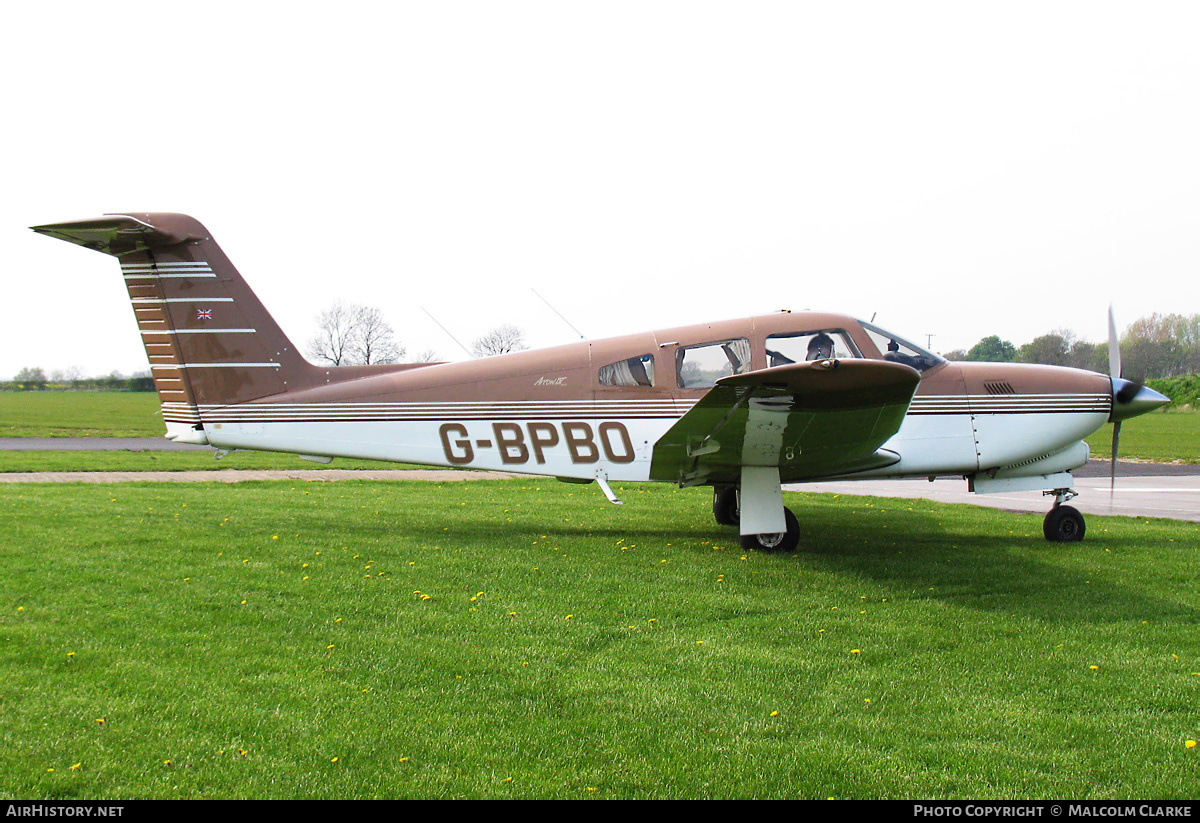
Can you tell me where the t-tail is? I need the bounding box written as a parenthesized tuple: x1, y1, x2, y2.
(31, 213, 324, 443)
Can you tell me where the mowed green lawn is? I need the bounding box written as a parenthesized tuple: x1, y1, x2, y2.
(1, 479, 1197, 799)
(1085, 415, 1200, 463)
(0, 392, 162, 438)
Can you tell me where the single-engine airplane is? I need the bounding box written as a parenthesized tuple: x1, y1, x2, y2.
(32, 213, 1170, 551)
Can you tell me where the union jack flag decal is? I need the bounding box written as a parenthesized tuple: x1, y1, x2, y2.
(196, 309, 212, 320)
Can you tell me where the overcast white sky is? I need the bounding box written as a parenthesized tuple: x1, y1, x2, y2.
(3, 1, 1198, 380)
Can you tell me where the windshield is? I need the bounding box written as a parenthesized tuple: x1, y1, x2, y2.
(859, 321, 945, 373)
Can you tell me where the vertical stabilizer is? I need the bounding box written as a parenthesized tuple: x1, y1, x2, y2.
(32, 213, 322, 441)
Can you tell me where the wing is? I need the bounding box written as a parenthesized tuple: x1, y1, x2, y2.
(649, 358, 920, 486)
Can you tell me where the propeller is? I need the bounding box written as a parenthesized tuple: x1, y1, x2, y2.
(1108, 305, 1121, 497)
(1107, 305, 1171, 497)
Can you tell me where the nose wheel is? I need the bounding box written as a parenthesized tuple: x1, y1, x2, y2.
(1043, 488, 1085, 542)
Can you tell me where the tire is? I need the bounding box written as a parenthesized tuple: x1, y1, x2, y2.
(1043, 505, 1086, 542)
(739, 507, 800, 553)
(713, 487, 739, 527)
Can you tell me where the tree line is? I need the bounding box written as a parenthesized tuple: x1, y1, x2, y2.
(2, 368, 153, 392)
(945, 313, 1200, 380)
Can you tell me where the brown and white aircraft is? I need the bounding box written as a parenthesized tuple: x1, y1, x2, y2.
(33, 213, 1170, 551)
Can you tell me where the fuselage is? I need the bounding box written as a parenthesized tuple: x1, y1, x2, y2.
(169, 311, 1113, 486)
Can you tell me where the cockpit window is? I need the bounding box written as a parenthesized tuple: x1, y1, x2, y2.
(676, 338, 751, 389)
(765, 330, 860, 368)
(599, 354, 655, 387)
(860, 321, 945, 373)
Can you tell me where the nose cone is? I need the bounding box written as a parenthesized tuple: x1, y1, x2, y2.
(1110, 378, 1171, 422)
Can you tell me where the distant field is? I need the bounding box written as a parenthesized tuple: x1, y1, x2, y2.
(1084, 412, 1200, 464)
(0, 392, 161, 438)
(0, 450, 434, 474)
(1, 480, 1197, 799)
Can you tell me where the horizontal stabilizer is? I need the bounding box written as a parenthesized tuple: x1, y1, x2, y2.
(31, 214, 207, 257)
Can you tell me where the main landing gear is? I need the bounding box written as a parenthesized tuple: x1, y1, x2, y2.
(1043, 488, 1085, 543)
(712, 486, 739, 526)
(739, 507, 800, 553)
(712, 486, 801, 553)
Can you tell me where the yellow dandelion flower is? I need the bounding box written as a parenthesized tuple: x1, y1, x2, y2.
(1186, 740, 1196, 749)
(331, 757, 339, 763)
(851, 649, 861, 654)
(770, 711, 779, 717)
(70, 763, 81, 770)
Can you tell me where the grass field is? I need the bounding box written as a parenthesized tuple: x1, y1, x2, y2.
(1, 479, 1197, 799)
(1085, 415, 1200, 463)
(0, 450, 435, 474)
(0, 392, 161, 438)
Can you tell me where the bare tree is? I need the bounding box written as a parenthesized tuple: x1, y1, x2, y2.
(471, 324, 528, 358)
(308, 302, 405, 366)
(412, 348, 442, 363)
(307, 302, 358, 366)
(349, 305, 404, 365)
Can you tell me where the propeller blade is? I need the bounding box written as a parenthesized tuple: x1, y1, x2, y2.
(1110, 420, 1122, 499)
(1108, 304, 1121, 379)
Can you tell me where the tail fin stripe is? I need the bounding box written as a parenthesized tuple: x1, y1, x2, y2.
(150, 363, 283, 369)
(140, 329, 257, 335)
(130, 299, 235, 305)
(123, 273, 217, 280)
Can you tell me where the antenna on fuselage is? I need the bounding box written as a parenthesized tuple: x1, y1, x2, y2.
(532, 288, 587, 340)
(421, 307, 474, 359)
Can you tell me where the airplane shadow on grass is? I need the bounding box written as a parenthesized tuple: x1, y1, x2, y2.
(227, 480, 1198, 629)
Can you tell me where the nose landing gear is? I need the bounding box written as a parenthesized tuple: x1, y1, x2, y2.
(1043, 488, 1085, 542)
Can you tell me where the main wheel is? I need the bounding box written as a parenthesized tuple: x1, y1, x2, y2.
(1043, 504, 1086, 542)
(713, 487, 739, 526)
(739, 507, 800, 553)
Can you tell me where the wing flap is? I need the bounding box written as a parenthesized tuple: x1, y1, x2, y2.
(650, 359, 919, 485)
